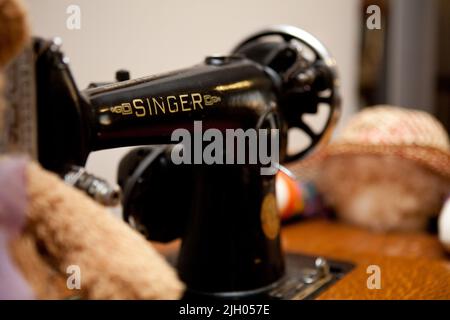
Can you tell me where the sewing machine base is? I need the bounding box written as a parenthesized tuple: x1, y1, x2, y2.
(166, 253, 354, 300)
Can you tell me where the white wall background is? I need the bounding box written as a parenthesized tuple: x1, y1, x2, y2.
(23, 0, 361, 184)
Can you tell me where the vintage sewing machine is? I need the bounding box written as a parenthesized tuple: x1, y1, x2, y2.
(4, 25, 359, 299)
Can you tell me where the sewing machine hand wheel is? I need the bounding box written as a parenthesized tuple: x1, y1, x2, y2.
(233, 25, 340, 162)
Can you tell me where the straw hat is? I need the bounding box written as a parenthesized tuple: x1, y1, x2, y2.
(292, 105, 450, 180)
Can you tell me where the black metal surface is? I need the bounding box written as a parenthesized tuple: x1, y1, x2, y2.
(269, 253, 354, 300)
(173, 252, 354, 300)
(35, 27, 340, 171)
(34, 38, 91, 172)
(33, 26, 341, 298)
(118, 146, 284, 294)
(233, 26, 340, 161)
(84, 59, 280, 152)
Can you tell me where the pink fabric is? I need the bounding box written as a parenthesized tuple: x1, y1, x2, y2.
(0, 156, 34, 299)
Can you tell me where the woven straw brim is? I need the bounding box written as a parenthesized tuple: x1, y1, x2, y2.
(291, 143, 450, 181)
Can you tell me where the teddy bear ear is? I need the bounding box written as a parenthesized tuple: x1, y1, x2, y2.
(0, 0, 30, 68)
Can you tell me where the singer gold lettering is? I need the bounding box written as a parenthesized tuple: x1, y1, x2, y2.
(109, 93, 221, 118)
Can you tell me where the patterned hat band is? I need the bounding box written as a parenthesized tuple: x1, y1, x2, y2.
(321, 144, 449, 178)
(294, 106, 450, 180)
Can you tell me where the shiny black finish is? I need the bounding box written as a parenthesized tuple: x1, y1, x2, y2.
(33, 26, 340, 298)
(84, 59, 279, 151)
(84, 53, 286, 295)
(178, 165, 283, 294)
(118, 146, 187, 242)
(233, 26, 340, 161)
(118, 146, 284, 294)
(34, 39, 91, 172)
(35, 38, 287, 295)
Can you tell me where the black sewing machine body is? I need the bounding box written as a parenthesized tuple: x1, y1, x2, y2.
(35, 46, 282, 172)
(26, 26, 341, 298)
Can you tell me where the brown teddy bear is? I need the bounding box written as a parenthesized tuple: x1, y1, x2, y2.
(0, 0, 28, 131)
(0, 0, 184, 299)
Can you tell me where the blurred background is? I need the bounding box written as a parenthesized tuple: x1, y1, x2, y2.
(23, 0, 449, 185)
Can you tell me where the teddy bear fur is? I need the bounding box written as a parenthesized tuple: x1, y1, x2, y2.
(0, 0, 28, 131)
(10, 162, 184, 299)
(1, 0, 184, 299)
(0, 0, 28, 68)
(314, 154, 450, 232)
